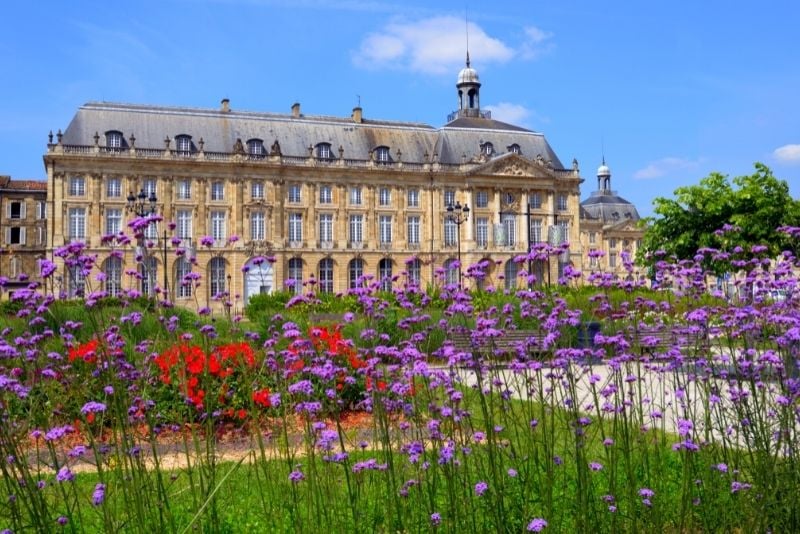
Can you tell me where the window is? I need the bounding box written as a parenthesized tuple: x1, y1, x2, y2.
(288, 184, 301, 203)
(69, 177, 85, 196)
(176, 135, 192, 155)
(530, 219, 543, 243)
(36, 201, 46, 220)
(529, 192, 542, 209)
(609, 253, 617, 268)
(177, 210, 192, 239)
(501, 213, 516, 246)
(36, 227, 45, 245)
(211, 181, 224, 201)
(316, 143, 332, 160)
(443, 218, 457, 247)
(379, 258, 392, 291)
(407, 188, 419, 208)
(348, 259, 364, 289)
(251, 211, 265, 241)
(106, 131, 123, 150)
(318, 258, 334, 293)
(557, 194, 568, 211)
(623, 239, 630, 249)
(379, 187, 391, 206)
(288, 213, 303, 243)
(589, 250, 598, 268)
(287, 258, 303, 294)
(504, 260, 518, 290)
(209, 257, 227, 297)
(8, 202, 23, 219)
(476, 191, 488, 208)
(251, 181, 264, 200)
(349, 214, 363, 244)
(6, 227, 25, 245)
(476, 217, 488, 247)
(140, 256, 158, 296)
(105, 208, 122, 236)
(177, 180, 191, 200)
(557, 221, 570, 244)
(636, 239, 642, 250)
(503, 192, 515, 205)
(407, 258, 421, 285)
(318, 213, 333, 244)
(407, 216, 420, 246)
(379, 215, 392, 244)
(175, 257, 193, 298)
(443, 189, 455, 207)
(247, 139, 264, 157)
(319, 185, 332, 204)
(350, 187, 362, 205)
(482, 142, 494, 156)
(375, 146, 390, 163)
(107, 178, 121, 198)
(211, 211, 226, 242)
(67, 264, 85, 298)
(145, 219, 158, 240)
(609, 238, 617, 249)
(143, 179, 157, 199)
(68, 208, 86, 241)
(589, 232, 596, 245)
(444, 259, 458, 285)
(104, 257, 122, 297)
(508, 143, 521, 154)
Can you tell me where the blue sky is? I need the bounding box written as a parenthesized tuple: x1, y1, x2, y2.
(1, 0, 798, 216)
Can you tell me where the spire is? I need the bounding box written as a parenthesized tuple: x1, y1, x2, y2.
(466, 51, 470, 68)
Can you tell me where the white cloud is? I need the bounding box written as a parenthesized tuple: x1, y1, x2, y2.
(773, 144, 800, 163)
(483, 102, 548, 129)
(519, 25, 555, 60)
(353, 16, 538, 74)
(633, 157, 701, 180)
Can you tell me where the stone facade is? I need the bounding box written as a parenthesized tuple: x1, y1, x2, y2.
(0, 176, 47, 294)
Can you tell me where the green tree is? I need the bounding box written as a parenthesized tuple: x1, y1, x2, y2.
(641, 163, 800, 271)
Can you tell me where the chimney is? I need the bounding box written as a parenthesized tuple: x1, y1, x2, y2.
(291, 102, 301, 118)
(220, 98, 230, 113)
(352, 106, 363, 124)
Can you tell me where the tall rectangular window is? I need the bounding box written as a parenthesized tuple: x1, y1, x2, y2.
(145, 220, 158, 240)
(476, 217, 488, 247)
(476, 191, 488, 208)
(407, 188, 419, 208)
(501, 214, 516, 246)
(177, 180, 192, 200)
(211, 181, 224, 201)
(176, 258, 193, 298)
(558, 221, 570, 243)
(350, 187, 362, 205)
(106, 178, 121, 198)
(288, 213, 303, 242)
(609, 253, 617, 268)
(557, 194, 568, 211)
(407, 216, 420, 246)
(530, 219, 543, 243)
(443, 218, 457, 246)
(589, 231, 596, 244)
(251, 211, 265, 241)
(379, 215, 392, 244)
(288, 184, 301, 203)
(177, 210, 192, 239)
(68, 208, 86, 241)
(251, 182, 264, 200)
(8, 202, 23, 219)
(318, 213, 333, 243)
(349, 214, 363, 244)
(143, 179, 156, 198)
(609, 238, 617, 249)
(36, 201, 46, 220)
(318, 259, 334, 293)
(211, 211, 226, 241)
(529, 192, 542, 209)
(443, 189, 455, 207)
(105, 208, 122, 236)
(319, 185, 332, 204)
(379, 187, 391, 206)
(69, 177, 85, 196)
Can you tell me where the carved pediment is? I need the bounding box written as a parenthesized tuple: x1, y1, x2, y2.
(467, 153, 553, 178)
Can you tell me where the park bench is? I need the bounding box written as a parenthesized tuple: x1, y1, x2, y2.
(627, 325, 710, 358)
(448, 329, 549, 361)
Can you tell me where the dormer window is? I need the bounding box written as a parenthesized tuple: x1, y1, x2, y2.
(482, 142, 494, 156)
(247, 139, 265, 158)
(175, 135, 192, 156)
(316, 143, 332, 160)
(375, 146, 391, 164)
(508, 143, 521, 155)
(105, 131, 124, 151)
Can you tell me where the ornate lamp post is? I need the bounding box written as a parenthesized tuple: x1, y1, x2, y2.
(446, 200, 470, 285)
(126, 188, 169, 300)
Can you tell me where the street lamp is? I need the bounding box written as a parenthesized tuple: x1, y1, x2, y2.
(446, 200, 470, 285)
(126, 188, 169, 301)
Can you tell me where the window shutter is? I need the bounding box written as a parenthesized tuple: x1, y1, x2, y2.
(20, 228, 26, 245)
(4, 228, 9, 244)
(20, 202, 26, 219)
(5, 202, 10, 218)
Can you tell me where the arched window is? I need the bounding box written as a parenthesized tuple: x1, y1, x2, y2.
(444, 258, 458, 286)
(247, 138, 265, 158)
(318, 258, 334, 293)
(482, 142, 494, 156)
(504, 259, 519, 290)
(374, 146, 391, 164)
(209, 257, 227, 298)
(406, 257, 421, 285)
(508, 143, 521, 154)
(175, 257, 193, 298)
(287, 257, 303, 294)
(175, 135, 192, 156)
(348, 258, 364, 289)
(316, 143, 332, 160)
(105, 130, 124, 151)
(67, 264, 85, 298)
(378, 258, 393, 291)
(103, 256, 122, 297)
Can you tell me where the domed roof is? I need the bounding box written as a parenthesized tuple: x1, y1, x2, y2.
(457, 66, 480, 85)
(597, 162, 611, 177)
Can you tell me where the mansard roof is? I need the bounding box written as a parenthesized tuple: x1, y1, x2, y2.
(59, 101, 566, 170)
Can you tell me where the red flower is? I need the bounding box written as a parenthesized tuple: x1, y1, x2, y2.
(252, 388, 272, 408)
(68, 339, 100, 364)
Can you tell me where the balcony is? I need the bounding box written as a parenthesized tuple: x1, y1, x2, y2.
(318, 240, 334, 250)
(288, 241, 304, 249)
(348, 241, 364, 250)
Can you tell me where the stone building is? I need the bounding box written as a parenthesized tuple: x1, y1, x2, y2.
(44, 59, 585, 310)
(0, 176, 47, 294)
(579, 159, 644, 278)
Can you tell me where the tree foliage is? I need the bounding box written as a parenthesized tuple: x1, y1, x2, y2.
(641, 163, 800, 271)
